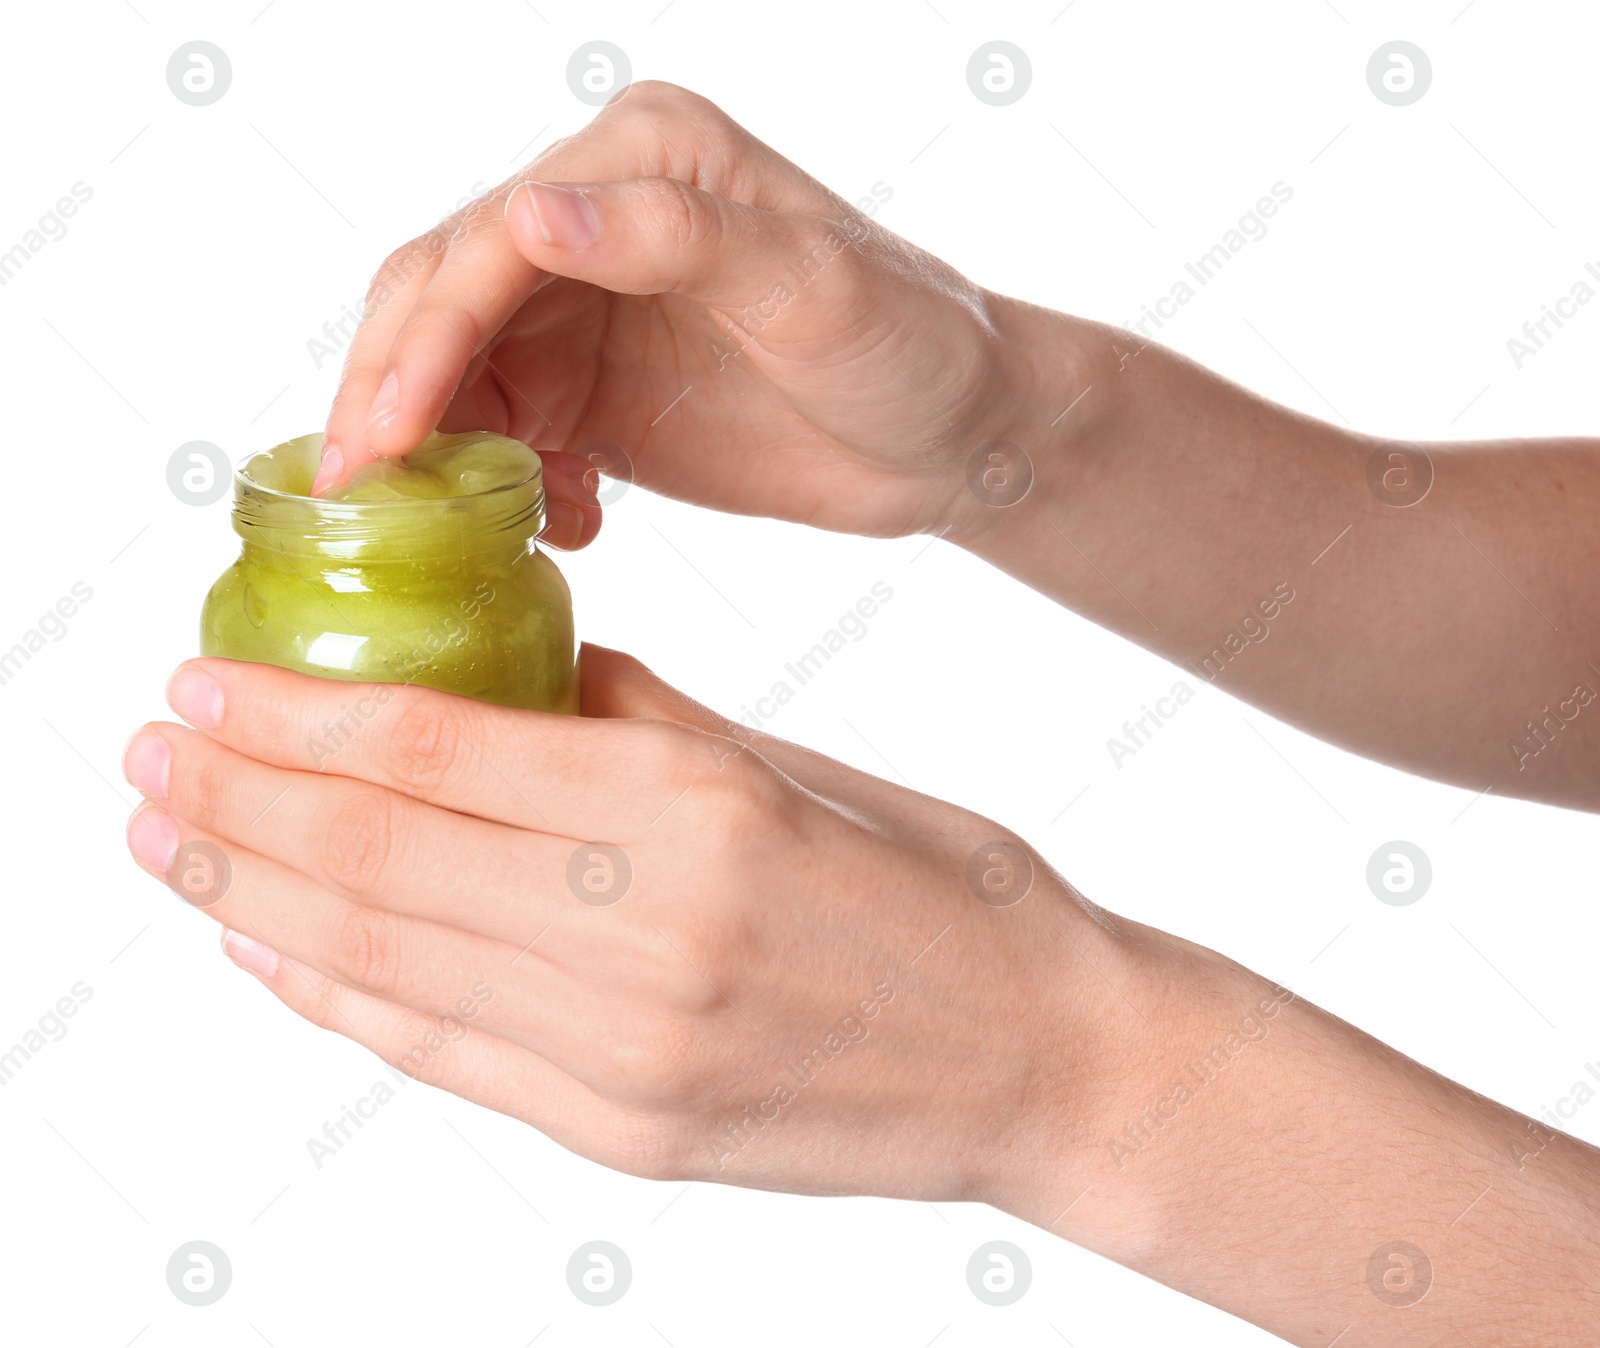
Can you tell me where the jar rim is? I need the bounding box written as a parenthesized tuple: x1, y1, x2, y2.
(232, 460, 543, 509)
(231, 433, 546, 553)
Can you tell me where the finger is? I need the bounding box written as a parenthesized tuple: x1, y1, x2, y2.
(314, 237, 449, 494)
(134, 800, 691, 1115)
(164, 657, 730, 838)
(125, 800, 537, 1025)
(579, 643, 728, 727)
(220, 932, 673, 1178)
(127, 801, 626, 1077)
(124, 722, 574, 946)
(534, 450, 603, 552)
(578, 645, 970, 840)
(502, 176, 863, 341)
(355, 217, 545, 463)
(579, 645, 848, 791)
(367, 173, 868, 468)
(346, 82, 844, 467)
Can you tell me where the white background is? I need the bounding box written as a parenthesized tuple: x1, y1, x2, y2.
(2, 1, 1598, 1344)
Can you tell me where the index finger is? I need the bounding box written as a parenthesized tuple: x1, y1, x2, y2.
(164, 656, 732, 841)
(320, 81, 843, 481)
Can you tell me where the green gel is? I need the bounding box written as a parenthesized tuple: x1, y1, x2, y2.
(200, 431, 579, 713)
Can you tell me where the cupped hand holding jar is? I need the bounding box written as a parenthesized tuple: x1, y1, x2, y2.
(121, 648, 1600, 1346)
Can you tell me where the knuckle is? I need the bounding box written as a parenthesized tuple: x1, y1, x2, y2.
(803, 213, 865, 264)
(447, 190, 497, 239)
(386, 1010, 467, 1087)
(604, 79, 693, 128)
(522, 129, 580, 181)
(602, 1017, 702, 1109)
(407, 300, 483, 363)
(366, 245, 416, 302)
(384, 695, 465, 794)
(365, 230, 447, 305)
(596, 1109, 690, 1181)
(295, 968, 358, 1038)
(185, 756, 232, 827)
(623, 81, 734, 141)
(630, 721, 710, 791)
(650, 177, 719, 253)
(607, 648, 657, 686)
(652, 948, 727, 1017)
(320, 789, 398, 895)
(692, 742, 783, 833)
(333, 904, 405, 996)
(619, 78, 690, 112)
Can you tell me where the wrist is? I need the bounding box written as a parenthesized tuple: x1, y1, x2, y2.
(969, 911, 1301, 1258)
(957, 893, 1184, 1236)
(987, 911, 1600, 1341)
(938, 293, 1123, 552)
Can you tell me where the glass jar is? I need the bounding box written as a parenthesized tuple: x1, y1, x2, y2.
(200, 432, 578, 713)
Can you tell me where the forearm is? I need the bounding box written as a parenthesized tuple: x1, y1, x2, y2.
(960, 298, 1600, 809)
(1003, 915, 1600, 1344)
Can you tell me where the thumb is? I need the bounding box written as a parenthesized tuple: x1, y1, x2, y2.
(504, 177, 866, 330)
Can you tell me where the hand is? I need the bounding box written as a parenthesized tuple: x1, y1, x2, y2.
(120, 648, 1128, 1203)
(120, 654, 1600, 1341)
(316, 82, 1054, 542)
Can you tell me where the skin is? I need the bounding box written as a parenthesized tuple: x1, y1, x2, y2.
(127, 83, 1600, 1344)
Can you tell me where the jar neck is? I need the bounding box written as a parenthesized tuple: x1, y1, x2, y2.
(238, 536, 537, 575)
(230, 475, 544, 563)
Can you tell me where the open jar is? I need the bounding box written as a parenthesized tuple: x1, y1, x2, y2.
(200, 431, 578, 712)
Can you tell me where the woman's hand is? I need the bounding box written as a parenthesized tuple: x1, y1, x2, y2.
(120, 648, 1132, 1204)
(316, 81, 1058, 543)
(119, 654, 1600, 1341)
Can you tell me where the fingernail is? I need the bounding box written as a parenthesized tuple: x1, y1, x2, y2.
(127, 802, 179, 872)
(167, 667, 223, 730)
(516, 182, 601, 249)
(311, 446, 344, 496)
(366, 372, 401, 430)
(123, 731, 170, 799)
(539, 500, 586, 551)
(222, 929, 280, 978)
